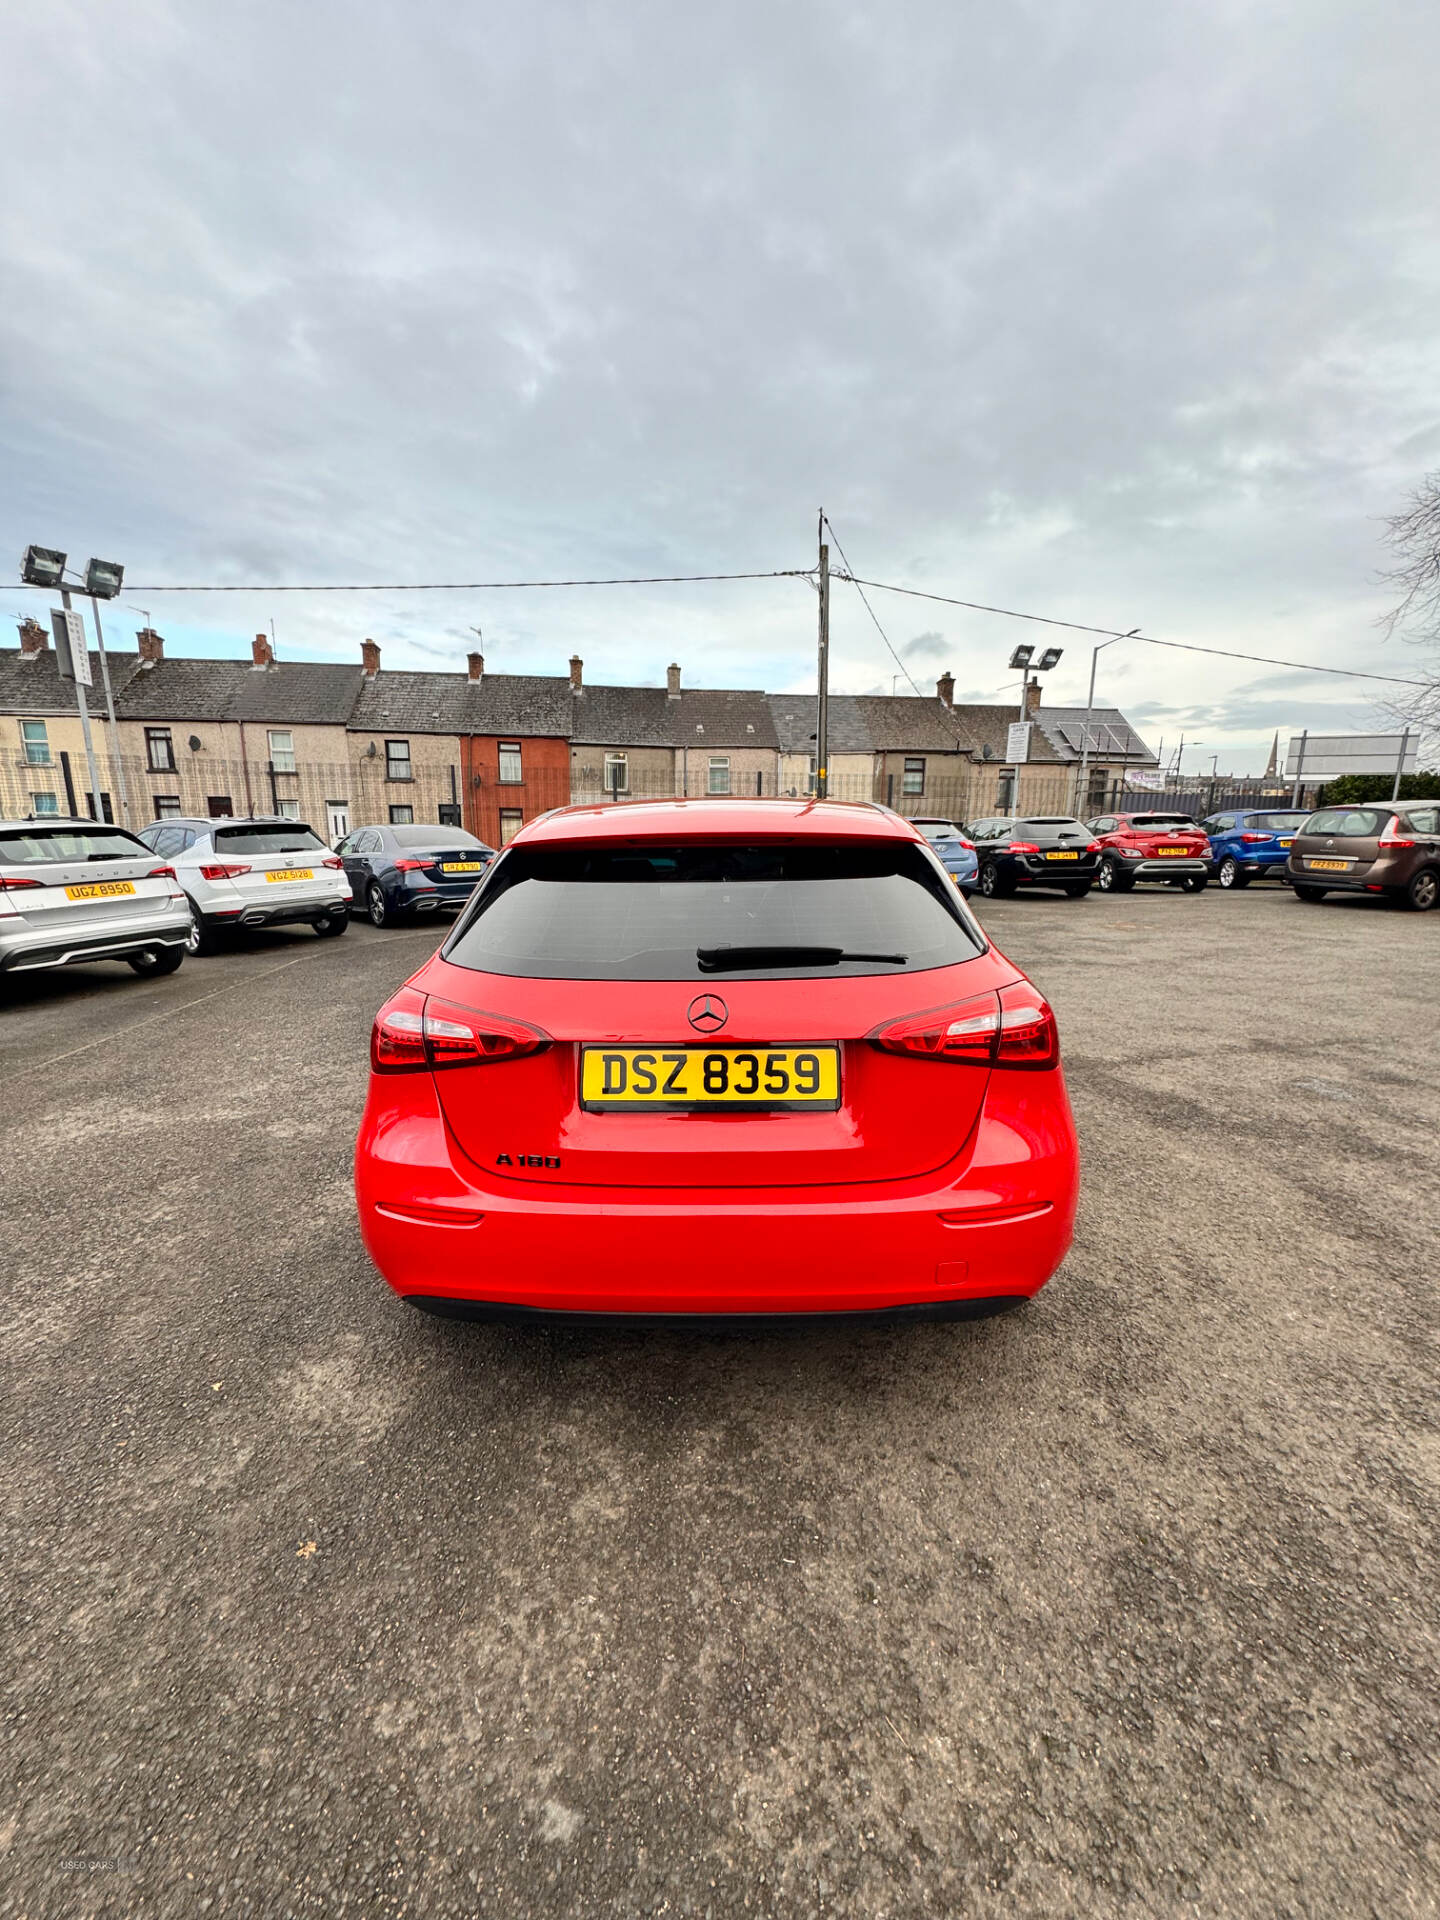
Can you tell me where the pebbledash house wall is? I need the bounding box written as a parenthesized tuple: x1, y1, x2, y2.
(676, 743, 778, 798)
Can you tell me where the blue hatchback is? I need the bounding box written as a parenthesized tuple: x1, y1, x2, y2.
(1202, 808, 1312, 889)
(338, 823, 496, 927)
(913, 817, 980, 893)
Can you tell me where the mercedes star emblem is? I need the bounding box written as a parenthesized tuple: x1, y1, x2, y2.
(687, 994, 729, 1033)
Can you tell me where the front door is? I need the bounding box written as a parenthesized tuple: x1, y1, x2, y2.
(327, 801, 350, 845)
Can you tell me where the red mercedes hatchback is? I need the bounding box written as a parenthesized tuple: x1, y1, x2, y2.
(355, 800, 1079, 1321)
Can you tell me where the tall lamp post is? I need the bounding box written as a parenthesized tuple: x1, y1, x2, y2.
(1005, 643, 1063, 814)
(1073, 629, 1139, 818)
(20, 546, 131, 825)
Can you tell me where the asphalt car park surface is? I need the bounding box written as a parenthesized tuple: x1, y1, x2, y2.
(3, 890, 1438, 1917)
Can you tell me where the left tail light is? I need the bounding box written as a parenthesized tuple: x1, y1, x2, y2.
(1006, 840, 1040, 854)
(370, 986, 549, 1073)
(147, 864, 177, 879)
(870, 982, 1059, 1070)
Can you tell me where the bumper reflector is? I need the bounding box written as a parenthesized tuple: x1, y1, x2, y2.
(374, 1201, 485, 1228)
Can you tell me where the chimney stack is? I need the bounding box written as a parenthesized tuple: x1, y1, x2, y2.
(1024, 679, 1042, 718)
(17, 617, 49, 658)
(467, 651, 484, 682)
(137, 626, 165, 666)
(569, 654, 583, 692)
(252, 632, 274, 670)
(361, 638, 381, 678)
(936, 671, 955, 708)
(666, 662, 682, 698)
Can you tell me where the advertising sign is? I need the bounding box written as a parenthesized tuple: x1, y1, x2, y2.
(51, 608, 92, 686)
(1284, 733, 1416, 778)
(1005, 722, 1032, 764)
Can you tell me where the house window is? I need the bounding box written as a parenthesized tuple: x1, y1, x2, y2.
(21, 721, 50, 765)
(603, 752, 629, 796)
(498, 742, 523, 784)
(154, 795, 182, 818)
(707, 756, 731, 795)
(902, 757, 925, 795)
(996, 770, 1017, 814)
(499, 808, 524, 844)
(276, 797, 302, 820)
(268, 729, 296, 773)
(207, 795, 234, 817)
(386, 740, 412, 781)
(30, 790, 59, 816)
(145, 726, 176, 772)
(388, 803, 414, 825)
(437, 802, 462, 827)
(85, 791, 115, 823)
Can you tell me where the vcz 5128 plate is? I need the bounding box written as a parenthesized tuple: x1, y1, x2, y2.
(580, 1044, 840, 1111)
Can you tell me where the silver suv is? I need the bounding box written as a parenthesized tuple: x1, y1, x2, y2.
(0, 817, 192, 979)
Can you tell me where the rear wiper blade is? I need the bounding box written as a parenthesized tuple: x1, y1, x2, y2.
(696, 944, 907, 972)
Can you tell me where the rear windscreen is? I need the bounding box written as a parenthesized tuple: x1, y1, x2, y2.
(1018, 819, 1088, 834)
(0, 828, 146, 864)
(1246, 814, 1309, 832)
(444, 841, 984, 980)
(390, 826, 488, 850)
(1302, 809, 1390, 837)
(1128, 816, 1199, 829)
(214, 826, 326, 854)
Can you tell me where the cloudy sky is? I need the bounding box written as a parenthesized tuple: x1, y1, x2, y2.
(4, 0, 1439, 770)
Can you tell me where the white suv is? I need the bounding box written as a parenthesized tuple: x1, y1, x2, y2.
(1, 817, 193, 979)
(138, 815, 352, 953)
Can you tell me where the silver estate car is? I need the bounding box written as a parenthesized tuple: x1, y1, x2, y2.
(0, 817, 193, 980)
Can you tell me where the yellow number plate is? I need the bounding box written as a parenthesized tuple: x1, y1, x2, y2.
(1308, 859, 1349, 871)
(65, 880, 136, 901)
(581, 1045, 840, 1110)
(266, 868, 314, 883)
(1279, 839, 1294, 848)
(1044, 851, 1079, 860)
(441, 862, 482, 873)
(1156, 847, 1188, 856)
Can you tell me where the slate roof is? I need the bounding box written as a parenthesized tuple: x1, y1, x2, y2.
(673, 689, 778, 751)
(568, 684, 677, 748)
(857, 696, 992, 756)
(113, 657, 363, 726)
(0, 647, 140, 715)
(768, 694, 874, 756)
(346, 671, 573, 739)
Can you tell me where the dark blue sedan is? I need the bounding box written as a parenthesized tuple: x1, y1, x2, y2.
(337, 824, 496, 927)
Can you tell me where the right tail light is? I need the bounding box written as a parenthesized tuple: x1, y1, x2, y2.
(1378, 817, 1415, 849)
(870, 983, 1059, 1070)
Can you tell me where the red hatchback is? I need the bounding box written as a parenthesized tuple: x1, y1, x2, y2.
(355, 800, 1079, 1321)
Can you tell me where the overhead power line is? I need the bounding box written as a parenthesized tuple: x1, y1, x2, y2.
(74, 569, 812, 594)
(820, 515, 984, 754)
(831, 572, 1439, 692)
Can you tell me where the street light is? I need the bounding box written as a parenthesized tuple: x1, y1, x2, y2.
(84, 557, 125, 599)
(1008, 645, 1034, 670)
(1036, 646, 1064, 671)
(1073, 628, 1140, 817)
(21, 545, 67, 589)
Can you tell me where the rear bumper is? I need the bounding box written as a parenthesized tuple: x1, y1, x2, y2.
(0, 906, 191, 972)
(204, 898, 350, 929)
(1125, 858, 1207, 879)
(354, 1068, 1079, 1316)
(1013, 860, 1099, 885)
(1285, 864, 1379, 892)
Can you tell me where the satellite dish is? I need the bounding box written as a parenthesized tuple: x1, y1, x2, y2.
(981, 743, 994, 761)
(187, 734, 202, 752)
(366, 741, 378, 758)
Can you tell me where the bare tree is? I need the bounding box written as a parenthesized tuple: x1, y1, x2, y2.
(1378, 474, 1440, 748)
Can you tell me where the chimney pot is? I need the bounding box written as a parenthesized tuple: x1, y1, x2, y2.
(936, 671, 955, 708)
(137, 626, 165, 665)
(569, 654, 583, 692)
(252, 632, 273, 669)
(362, 638, 381, 678)
(1024, 679, 1042, 718)
(666, 662, 681, 698)
(467, 651, 484, 682)
(17, 617, 49, 658)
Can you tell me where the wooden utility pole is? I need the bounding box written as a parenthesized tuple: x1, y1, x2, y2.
(816, 514, 829, 798)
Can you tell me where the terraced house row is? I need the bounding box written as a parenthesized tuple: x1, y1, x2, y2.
(2, 619, 1157, 840)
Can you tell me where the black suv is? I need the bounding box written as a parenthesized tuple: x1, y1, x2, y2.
(967, 817, 1101, 899)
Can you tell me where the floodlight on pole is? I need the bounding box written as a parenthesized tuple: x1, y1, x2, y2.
(84, 557, 125, 599)
(1008, 644, 1034, 670)
(21, 545, 67, 589)
(1036, 646, 1064, 671)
